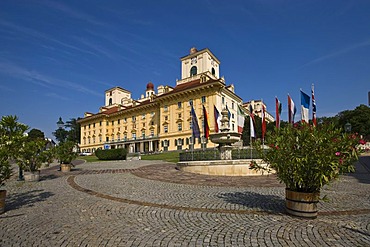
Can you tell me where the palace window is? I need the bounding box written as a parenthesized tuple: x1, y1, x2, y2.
(164, 125, 168, 133)
(178, 123, 182, 131)
(178, 102, 182, 109)
(190, 66, 197, 76)
(201, 96, 206, 104)
(164, 105, 168, 112)
(189, 99, 193, 106)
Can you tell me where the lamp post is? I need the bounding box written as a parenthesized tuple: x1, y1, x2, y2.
(344, 122, 352, 133)
(57, 117, 64, 129)
(56, 117, 64, 171)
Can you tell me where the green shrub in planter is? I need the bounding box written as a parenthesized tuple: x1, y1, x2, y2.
(95, 148, 127, 160)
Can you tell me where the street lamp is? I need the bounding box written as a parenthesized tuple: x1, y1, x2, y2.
(57, 117, 64, 129)
(344, 122, 352, 133)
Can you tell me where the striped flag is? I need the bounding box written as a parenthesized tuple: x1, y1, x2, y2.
(214, 105, 221, 133)
(262, 104, 267, 139)
(203, 105, 210, 139)
(191, 105, 200, 138)
(237, 105, 246, 134)
(275, 97, 282, 128)
(288, 95, 296, 124)
(249, 104, 256, 138)
(301, 90, 310, 123)
(312, 84, 317, 127)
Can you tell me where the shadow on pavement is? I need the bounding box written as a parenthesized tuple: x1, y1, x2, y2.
(5, 189, 54, 212)
(348, 156, 370, 184)
(217, 191, 285, 214)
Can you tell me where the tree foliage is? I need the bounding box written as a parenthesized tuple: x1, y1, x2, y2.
(53, 117, 81, 144)
(0, 115, 29, 185)
(28, 128, 45, 141)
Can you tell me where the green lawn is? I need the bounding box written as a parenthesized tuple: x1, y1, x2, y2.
(77, 155, 100, 162)
(141, 152, 179, 163)
(77, 152, 180, 163)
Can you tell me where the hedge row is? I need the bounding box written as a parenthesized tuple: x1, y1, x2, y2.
(95, 148, 127, 160)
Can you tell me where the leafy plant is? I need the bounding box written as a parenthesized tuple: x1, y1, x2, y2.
(16, 139, 48, 172)
(0, 148, 11, 187)
(0, 115, 28, 186)
(56, 141, 77, 164)
(251, 123, 361, 193)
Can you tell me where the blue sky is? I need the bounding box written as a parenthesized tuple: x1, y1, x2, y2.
(1, 0, 369, 140)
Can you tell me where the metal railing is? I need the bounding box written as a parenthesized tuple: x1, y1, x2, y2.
(179, 148, 263, 161)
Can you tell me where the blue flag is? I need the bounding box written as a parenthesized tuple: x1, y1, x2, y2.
(301, 90, 310, 123)
(191, 106, 200, 138)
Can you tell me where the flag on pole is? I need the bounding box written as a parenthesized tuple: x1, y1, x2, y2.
(191, 105, 200, 138)
(214, 105, 221, 133)
(312, 84, 317, 127)
(275, 97, 282, 128)
(202, 105, 210, 139)
(237, 105, 246, 134)
(301, 90, 310, 123)
(262, 104, 267, 139)
(249, 104, 256, 138)
(288, 95, 296, 124)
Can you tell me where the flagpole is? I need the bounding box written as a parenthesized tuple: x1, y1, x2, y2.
(192, 122, 194, 161)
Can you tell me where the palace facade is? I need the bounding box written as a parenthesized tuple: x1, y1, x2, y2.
(78, 47, 271, 153)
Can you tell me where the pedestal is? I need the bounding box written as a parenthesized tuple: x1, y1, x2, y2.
(220, 146, 233, 160)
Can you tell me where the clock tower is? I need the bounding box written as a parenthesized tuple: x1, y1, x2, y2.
(177, 47, 220, 85)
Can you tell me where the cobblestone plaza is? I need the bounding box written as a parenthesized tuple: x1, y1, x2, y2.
(1, 157, 370, 246)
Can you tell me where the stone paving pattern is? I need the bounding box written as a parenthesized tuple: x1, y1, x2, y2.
(1, 157, 370, 246)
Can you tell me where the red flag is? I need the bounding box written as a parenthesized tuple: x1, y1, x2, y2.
(249, 104, 256, 138)
(262, 104, 267, 139)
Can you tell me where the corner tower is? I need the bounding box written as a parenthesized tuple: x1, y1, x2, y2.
(178, 47, 220, 85)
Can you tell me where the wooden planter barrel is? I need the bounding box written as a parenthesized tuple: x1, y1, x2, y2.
(285, 189, 320, 218)
(0, 190, 6, 214)
(24, 170, 40, 182)
(61, 164, 71, 172)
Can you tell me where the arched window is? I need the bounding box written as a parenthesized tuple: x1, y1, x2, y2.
(190, 66, 197, 76)
(109, 98, 113, 105)
(211, 67, 215, 75)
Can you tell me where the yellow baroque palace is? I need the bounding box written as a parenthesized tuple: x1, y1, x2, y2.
(78, 47, 248, 153)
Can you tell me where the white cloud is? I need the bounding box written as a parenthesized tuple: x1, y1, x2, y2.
(301, 39, 370, 68)
(0, 61, 101, 97)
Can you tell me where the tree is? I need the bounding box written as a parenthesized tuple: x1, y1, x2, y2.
(28, 128, 45, 141)
(337, 104, 370, 140)
(53, 128, 68, 144)
(65, 118, 81, 144)
(0, 115, 29, 183)
(0, 115, 29, 160)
